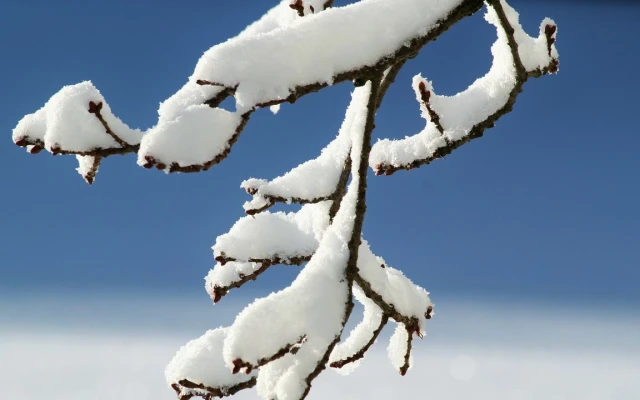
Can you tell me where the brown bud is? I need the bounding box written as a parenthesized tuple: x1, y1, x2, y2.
(156, 163, 166, 170)
(215, 255, 227, 265)
(50, 144, 61, 155)
(142, 155, 155, 169)
(15, 137, 27, 147)
(88, 101, 103, 114)
(417, 81, 431, 104)
(212, 289, 222, 304)
(232, 359, 242, 374)
(29, 145, 43, 154)
(545, 24, 557, 37)
(425, 306, 433, 320)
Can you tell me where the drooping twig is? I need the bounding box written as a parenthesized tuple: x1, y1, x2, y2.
(330, 314, 389, 369)
(354, 273, 422, 330)
(80, 156, 102, 185)
(399, 325, 414, 376)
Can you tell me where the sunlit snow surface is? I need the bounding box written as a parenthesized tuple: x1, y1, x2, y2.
(1, 294, 639, 400)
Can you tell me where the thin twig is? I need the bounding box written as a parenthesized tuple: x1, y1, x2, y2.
(330, 314, 389, 369)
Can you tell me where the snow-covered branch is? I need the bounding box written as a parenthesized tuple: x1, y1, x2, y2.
(12, 0, 483, 183)
(11, 1, 559, 399)
(205, 261, 268, 304)
(329, 286, 389, 371)
(166, 328, 258, 400)
(370, 0, 559, 175)
(388, 323, 414, 376)
(212, 203, 330, 265)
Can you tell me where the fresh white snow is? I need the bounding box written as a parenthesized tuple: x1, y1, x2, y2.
(11, 1, 560, 399)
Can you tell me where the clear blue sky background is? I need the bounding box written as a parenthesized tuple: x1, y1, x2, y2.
(1, 0, 638, 312)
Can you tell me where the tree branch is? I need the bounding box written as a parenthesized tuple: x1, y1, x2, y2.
(141, 112, 252, 173)
(416, 81, 445, 135)
(87, 101, 133, 149)
(242, 156, 352, 216)
(330, 314, 389, 369)
(232, 336, 307, 373)
(373, 0, 559, 176)
(376, 60, 407, 110)
(207, 255, 312, 303)
(297, 76, 383, 400)
(15, 0, 483, 182)
(78, 156, 102, 185)
(399, 325, 414, 376)
(172, 377, 257, 400)
(353, 273, 422, 329)
(208, 262, 269, 304)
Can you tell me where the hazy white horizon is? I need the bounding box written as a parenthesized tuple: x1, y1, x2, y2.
(2, 293, 639, 400)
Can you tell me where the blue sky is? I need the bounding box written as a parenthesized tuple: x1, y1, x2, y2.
(2, 2, 640, 399)
(1, 1, 639, 307)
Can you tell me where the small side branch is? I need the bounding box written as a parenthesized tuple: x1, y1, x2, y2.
(327, 157, 352, 222)
(416, 81, 445, 135)
(214, 253, 311, 267)
(208, 255, 312, 303)
(232, 336, 307, 373)
(141, 112, 252, 173)
(354, 273, 422, 330)
(373, 1, 558, 176)
(399, 325, 413, 376)
(330, 314, 389, 369)
(243, 157, 352, 216)
(208, 263, 271, 303)
(88, 101, 132, 149)
(242, 190, 333, 216)
(171, 377, 257, 400)
(376, 60, 407, 110)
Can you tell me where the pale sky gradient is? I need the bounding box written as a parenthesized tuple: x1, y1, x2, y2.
(2, 295, 639, 400)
